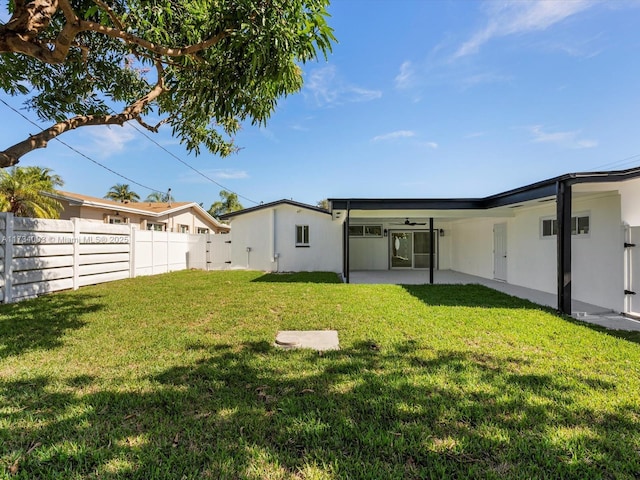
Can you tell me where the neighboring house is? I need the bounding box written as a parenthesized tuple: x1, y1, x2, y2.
(221, 167, 640, 316)
(46, 191, 230, 234)
(219, 200, 342, 273)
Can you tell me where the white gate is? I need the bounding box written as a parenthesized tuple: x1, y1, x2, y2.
(625, 226, 640, 315)
(206, 233, 232, 270)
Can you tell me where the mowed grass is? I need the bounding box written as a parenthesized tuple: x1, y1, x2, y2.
(1, 270, 639, 479)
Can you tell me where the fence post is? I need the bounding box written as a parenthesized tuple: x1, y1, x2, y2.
(150, 230, 154, 275)
(3, 212, 14, 303)
(166, 230, 170, 272)
(72, 217, 80, 290)
(129, 225, 136, 278)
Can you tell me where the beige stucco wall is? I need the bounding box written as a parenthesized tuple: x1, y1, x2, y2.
(58, 201, 227, 233)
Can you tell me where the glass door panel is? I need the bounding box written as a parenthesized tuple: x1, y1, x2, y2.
(391, 232, 412, 268)
(413, 231, 432, 269)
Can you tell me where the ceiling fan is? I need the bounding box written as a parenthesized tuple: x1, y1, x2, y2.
(391, 218, 427, 226)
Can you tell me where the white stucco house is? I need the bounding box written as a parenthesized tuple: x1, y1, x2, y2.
(221, 166, 640, 317)
(219, 199, 342, 273)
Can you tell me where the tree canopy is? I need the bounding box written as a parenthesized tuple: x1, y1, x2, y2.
(0, 165, 64, 217)
(208, 190, 243, 218)
(105, 183, 139, 202)
(0, 0, 335, 167)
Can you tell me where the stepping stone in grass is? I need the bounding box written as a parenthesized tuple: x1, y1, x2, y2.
(274, 330, 339, 351)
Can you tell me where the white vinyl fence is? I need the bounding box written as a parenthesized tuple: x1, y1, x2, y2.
(0, 213, 231, 303)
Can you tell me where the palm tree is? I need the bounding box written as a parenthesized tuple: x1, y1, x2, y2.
(144, 190, 174, 203)
(0, 166, 64, 218)
(208, 190, 243, 218)
(105, 184, 140, 203)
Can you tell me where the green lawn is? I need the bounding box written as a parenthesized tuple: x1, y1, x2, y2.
(1, 270, 639, 479)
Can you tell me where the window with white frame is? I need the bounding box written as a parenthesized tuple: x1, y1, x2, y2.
(541, 214, 590, 237)
(197, 227, 209, 234)
(178, 224, 189, 233)
(349, 225, 383, 237)
(296, 225, 310, 246)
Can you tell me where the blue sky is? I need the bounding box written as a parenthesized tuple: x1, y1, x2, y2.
(2, 0, 640, 209)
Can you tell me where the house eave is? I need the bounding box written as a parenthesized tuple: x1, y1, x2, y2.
(329, 165, 640, 213)
(220, 199, 330, 220)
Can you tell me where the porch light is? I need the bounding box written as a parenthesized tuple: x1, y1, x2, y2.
(383, 229, 388, 237)
(439, 229, 444, 237)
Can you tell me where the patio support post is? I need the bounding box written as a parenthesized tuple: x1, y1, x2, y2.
(557, 180, 572, 314)
(429, 217, 434, 284)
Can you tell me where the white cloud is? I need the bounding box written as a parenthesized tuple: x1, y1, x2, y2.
(214, 169, 249, 179)
(305, 65, 382, 107)
(372, 130, 416, 142)
(465, 131, 487, 138)
(395, 61, 415, 90)
(527, 125, 597, 149)
(81, 124, 136, 157)
(179, 169, 249, 184)
(460, 71, 513, 88)
(454, 0, 594, 59)
(422, 141, 439, 149)
(259, 128, 277, 142)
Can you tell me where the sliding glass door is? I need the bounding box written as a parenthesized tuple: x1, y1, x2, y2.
(390, 231, 437, 269)
(390, 232, 412, 268)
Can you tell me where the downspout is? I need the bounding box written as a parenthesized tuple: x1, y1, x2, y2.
(345, 201, 351, 283)
(429, 217, 434, 284)
(557, 180, 572, 314)
(271, 208, 279, 272)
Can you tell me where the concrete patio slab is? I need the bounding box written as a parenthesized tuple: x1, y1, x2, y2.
(574, 313, 640, 332)
(275, 330, 340, 351)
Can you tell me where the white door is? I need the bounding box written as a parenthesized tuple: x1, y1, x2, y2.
(626, 227, 640, 315)
(493, 223, 507, 281)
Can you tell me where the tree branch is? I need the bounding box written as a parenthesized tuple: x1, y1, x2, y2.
(136, 116, 171, 133)
(0, 62, 167, 168)
(77, 20, 232, 57)
(0, 0, 232, 64)
(92, 0, 125, 30)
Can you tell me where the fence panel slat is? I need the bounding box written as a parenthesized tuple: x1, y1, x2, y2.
(79, 262, 130, 276)
(12, 267, 74, 286)
(78, 270, 129, 287)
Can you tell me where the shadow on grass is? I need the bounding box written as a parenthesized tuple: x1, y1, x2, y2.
(252, 272, 342, 283)
(405, 283, 640, 345)
(3, 340, 638, 479)
(564, 315, 640, 345)
(0, 293, 104, 359)
(402, 283, 552, 310)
